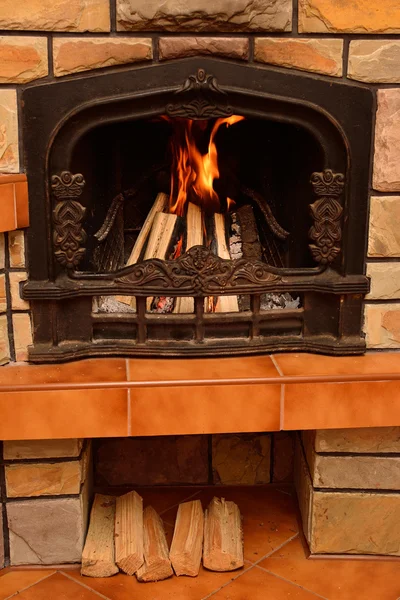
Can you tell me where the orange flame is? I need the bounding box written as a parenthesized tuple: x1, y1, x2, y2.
(168, 116, 244, 216)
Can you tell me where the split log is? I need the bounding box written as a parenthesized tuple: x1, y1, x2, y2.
(127, 192, 169, 266)
(136, 506, 173, 583)
(212, 213, 239, 313)
(203, 497, 243, 572)
(117, 192, 168, 306)
(170, 500, 204, 577)
(81, 494, 119, 578)
(174, 202, 203, 314)
(236, 204, 262, 261)
(115, 491, 144, 575)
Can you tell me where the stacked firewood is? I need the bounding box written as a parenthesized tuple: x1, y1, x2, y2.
(81, 491, 243, 581)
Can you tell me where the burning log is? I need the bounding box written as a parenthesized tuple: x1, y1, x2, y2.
(115, 491, 144, 575)
(169, 500, 204, 577)
(210, 212, 239, 313)
(136, 506, 173, 583)
(203, 497, 243, 572)
(237, 204, 262, 261)
(174, 202, 203, 314)
(81, 494, 119, 578)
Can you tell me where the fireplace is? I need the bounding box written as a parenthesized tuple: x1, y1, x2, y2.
(22, 58, 372, 361)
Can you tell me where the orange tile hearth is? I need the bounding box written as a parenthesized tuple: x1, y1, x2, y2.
(0, 353, 400, 439)
(0, 486, 399, 600)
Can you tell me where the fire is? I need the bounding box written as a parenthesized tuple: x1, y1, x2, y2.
(168, 115, 244, 216)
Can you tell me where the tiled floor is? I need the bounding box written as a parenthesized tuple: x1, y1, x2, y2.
(1, 486, 399, 600)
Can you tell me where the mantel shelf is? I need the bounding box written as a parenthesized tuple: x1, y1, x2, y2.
(0, 352, 399, 441)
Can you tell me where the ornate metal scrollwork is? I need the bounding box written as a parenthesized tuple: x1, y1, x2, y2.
(117, 245, 280, 295)
(308, 169, 345, 265)
(166, 68, 233, 119)
(51, 171, 87, 269)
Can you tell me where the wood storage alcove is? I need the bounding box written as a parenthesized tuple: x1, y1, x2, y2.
(22, 57, 372, 361)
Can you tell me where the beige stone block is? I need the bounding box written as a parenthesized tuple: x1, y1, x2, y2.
(12, 313, 32, 361)
(255, 38, 342, 77)
(7, 497, 86, 564)
(8, 230, 25, 268)
(364, 303, 400, 348)
(117, 0, 292, 32)
(0, 89, 19, 173)
(311, 491, 400, 555)
(368, 197, 400, 257)
(9, 271, 28, 310)
(53, 37, 152, 77)
(349, 41, 400, 84)
(373, 90, 400, 192)
(314, 427, 400, 453)
(5, 461, 81, 498)
(299, 0, 400, 33)
(0, 0, 110, 32)
(0, 234, 5, 269)
(0, 36, 48, 84)
(272, 431, 294, 482)
(212, 433, 271, 485)
(367, 263, 400, 299)
(0, 314, 9, 360)
(4, 439, 83, 459)
(0, 273, 6, 313)
(159, 37, 249, 61)
(302, 433, 400, 490)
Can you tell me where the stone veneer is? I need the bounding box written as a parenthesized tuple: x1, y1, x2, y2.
(0, 439, 91, 566)
(0, 1, 399, 353)
(295, 429, 400, 556)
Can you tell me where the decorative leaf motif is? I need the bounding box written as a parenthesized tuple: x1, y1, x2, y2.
(308, 170, 344, 266)
(116, 246, 280, 294)
(51, 171, 87, 269)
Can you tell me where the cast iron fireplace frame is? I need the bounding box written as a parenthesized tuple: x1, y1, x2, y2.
(21, 58, 372, 361)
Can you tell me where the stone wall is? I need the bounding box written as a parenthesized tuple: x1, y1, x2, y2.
(0, 1, 400, 356)
(0, 439, 92, 566)
(295, 428, 400, 555)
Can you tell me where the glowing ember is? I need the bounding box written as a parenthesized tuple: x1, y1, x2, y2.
(167, 116, 244, 216)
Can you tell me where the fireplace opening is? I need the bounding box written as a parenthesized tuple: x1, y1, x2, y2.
(75, 114, 323, 316)
(22, 59, 372, 360)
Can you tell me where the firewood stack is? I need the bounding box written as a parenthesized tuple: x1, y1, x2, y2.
(81, 492, 243, 582)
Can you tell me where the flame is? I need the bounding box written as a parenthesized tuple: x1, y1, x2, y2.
(227, 197, 236, 211)
(168, 115, 244, 216)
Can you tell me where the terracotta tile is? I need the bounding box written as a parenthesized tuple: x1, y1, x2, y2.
(0, 174, 26, 185)
(130, 384, 281, 435)
(0, 182, 17, 232)
(0, 388, 128, 440)
(0, 570, 56, 600)
(14, 572, 101, 599)
(260, 536, 400, 600)
(15, 181, 29, 228)
(128, 355, 280, 381)
(210, 565, 319, 599)
(284, 381, 400, 430)
(162, 486, 299, 562)
(69, 566, 237, 599)
(0, 358, 127, 386)
(274, 351, 400, 377)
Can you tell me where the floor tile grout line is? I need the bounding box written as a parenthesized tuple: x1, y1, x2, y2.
(159, 488, 202, 516)
(3, 571, 57, 600)
(125, 358, 131, 436)
(255, 566, 330, 600)
(202, 533, 300, 599)
(60, 571, 112, 600)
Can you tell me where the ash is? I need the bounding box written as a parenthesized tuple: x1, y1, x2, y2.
(95, 296, 136, 313)
(261, 293, 300, 311)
